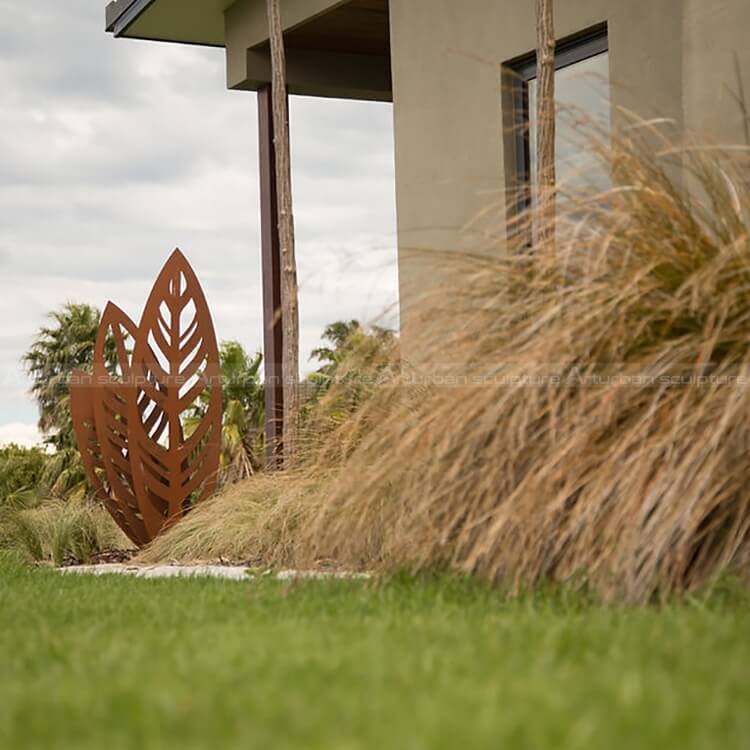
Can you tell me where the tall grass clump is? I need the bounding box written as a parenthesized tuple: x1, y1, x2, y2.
(138, 474, 325, 564)
(0, 498, 130, 566)
(284, 124, 750, 602)
(142, 122, 750, 602)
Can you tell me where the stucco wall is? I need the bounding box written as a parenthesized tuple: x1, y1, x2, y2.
(388, 0, 748, 336)
(683, 0, 750, 144)
(225, 0, 347, 88)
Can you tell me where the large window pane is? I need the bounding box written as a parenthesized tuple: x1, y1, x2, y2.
(528, 50, 611, 195)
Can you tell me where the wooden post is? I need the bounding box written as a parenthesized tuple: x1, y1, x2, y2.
(535, 0, 556, 247)
(266, 0, 300, 466)
(257, 85, 285, 467)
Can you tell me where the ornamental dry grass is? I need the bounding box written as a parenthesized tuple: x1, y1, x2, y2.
(0, 499, 129, 566)
(138, 473, 326, 565)
(147, 123, 750, 602)
(139, 329, 395, 565)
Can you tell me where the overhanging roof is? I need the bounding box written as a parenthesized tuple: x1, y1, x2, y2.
(106, 0, 392, 102)
(105, 0, 232, 47)
(106, 1, 390, 51)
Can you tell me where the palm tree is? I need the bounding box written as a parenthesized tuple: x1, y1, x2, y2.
(186, 341, 264, 484)
(23, 303, 103, 442)
(22, 303, 115, 498)
(309, 320, 362, 383)
(307, 321, 396, 416)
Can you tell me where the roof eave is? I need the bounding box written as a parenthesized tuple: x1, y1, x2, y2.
(105, 0, 156, 36)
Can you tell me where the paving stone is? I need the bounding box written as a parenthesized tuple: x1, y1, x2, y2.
(60, 564, 251, 580)
(60, 565, 371, 581)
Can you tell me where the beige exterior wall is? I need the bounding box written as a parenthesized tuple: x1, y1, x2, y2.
(225, 0, 347, 88)
(210, 0, 750, 349)
(683, 0, 750, 144)
(225, 0, 392, 100)
(388, 0, 749, 330)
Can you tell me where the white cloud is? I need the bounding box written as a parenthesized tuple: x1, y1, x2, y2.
(0, 423, 43, 449)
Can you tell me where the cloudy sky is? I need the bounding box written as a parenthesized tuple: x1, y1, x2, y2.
(0, 0, 398, 447)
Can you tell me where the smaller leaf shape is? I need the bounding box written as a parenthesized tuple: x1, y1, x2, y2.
(70, 368, 139, 543)
(92, 303, 149, 546)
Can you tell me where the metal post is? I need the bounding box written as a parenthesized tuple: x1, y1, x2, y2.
(257, 85, 284, 467)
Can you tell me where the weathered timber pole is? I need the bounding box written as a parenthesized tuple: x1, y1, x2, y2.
(266, 0, 300, 466)
(535, 0, 556, 248)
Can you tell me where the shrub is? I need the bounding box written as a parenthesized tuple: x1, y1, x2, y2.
(0, 500, 130, 566)
(0, 444, 48, 507)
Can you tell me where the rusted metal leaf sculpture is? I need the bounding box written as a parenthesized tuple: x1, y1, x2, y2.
(70, 368, 138, 542)
(71, 250, 222, 546)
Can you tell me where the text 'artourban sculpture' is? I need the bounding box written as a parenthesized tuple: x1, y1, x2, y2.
(70, 249, 222, 546)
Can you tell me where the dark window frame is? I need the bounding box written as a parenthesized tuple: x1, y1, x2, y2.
(504, 23, 609, 211)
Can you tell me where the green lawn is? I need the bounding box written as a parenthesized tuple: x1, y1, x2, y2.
(1, 557, 748, 750)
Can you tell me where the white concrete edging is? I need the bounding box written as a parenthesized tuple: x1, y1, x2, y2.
(59, 564, 370, 581)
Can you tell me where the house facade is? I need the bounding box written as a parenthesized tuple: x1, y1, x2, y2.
(107, 0, 750, 273)
(105, 0, 750, 438)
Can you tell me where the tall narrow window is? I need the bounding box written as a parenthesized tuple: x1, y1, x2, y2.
(506, 24, 610, 208)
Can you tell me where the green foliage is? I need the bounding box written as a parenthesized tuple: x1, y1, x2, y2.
(0, 444, 48, 507)
(186, 340, 264, 483)
(0, 500, 128, 565)
(20, 303, 117, 498)
(0, 562, 748, 749)
(38, 448, 89, 500)
(22, 303, 105, 448)
(306, 320, 397, 417)
(309, 319, 363, 381)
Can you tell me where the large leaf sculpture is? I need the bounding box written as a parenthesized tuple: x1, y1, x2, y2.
(70, 250, 222, 546)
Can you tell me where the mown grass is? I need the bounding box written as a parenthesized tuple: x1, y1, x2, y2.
(1, 555, 749, 750)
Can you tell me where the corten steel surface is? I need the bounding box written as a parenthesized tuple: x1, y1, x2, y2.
(70, 250, 222, 546)
(70, 367, 140, 543)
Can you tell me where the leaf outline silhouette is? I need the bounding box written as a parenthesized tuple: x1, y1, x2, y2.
(70, 367, 140, 543)
(91, 303, 150, 546)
